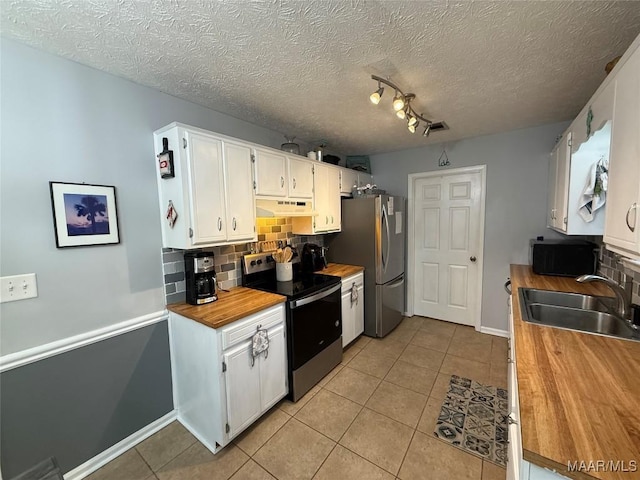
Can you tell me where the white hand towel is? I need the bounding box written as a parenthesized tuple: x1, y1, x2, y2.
(578, 157, 608, 222)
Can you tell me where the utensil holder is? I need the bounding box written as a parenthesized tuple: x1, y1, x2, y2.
(276, 262, 293, 281)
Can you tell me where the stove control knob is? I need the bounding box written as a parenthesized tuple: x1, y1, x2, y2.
(257, 259, 263, 265)
(250, 260, 256, 267)
(267, 256, 274, 263)
(335, 321, 340, 327)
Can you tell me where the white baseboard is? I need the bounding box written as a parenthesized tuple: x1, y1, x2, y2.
(63, 410, 177, 480)
(479, 326, 509, 338)
(0, 310, 168, 373)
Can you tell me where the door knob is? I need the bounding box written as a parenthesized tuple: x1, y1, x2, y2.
(470, 256, 477, 262)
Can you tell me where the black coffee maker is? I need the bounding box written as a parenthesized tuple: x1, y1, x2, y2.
(184, 251, 217, 305)
(301, 243, 328, 272)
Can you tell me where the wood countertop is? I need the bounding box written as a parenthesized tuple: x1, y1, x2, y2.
(321, 263, 364, 278)
(510, 265, 640, 480)
(168, 287, 286, 330)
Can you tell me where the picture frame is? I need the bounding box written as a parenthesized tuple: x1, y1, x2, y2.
(49, 182, 120, 248)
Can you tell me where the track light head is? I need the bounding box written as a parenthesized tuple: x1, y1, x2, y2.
(370, 84, 384, 105)
(408, 123, 416, 133)
(392, 91, 405, 111)
(407, 114, 417, 127)
(396, 108, 406, 120)
(423, 123, 431, 137)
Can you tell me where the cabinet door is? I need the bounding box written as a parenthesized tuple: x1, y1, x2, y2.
(314, 163, 331, 232)
(341, 290, 355, 347)
(259, 324, 288, 410)
(288, 157, 314, 199)
(186, 131, 227, 245)
(327, 167, 341, 230)
(224, 340, 261, 438)
(224, 141, 257, 242)
(554, 132, 571, 232)
(254, 148, 287, 197)
(355, 282, 364, 338)
(604, 49, 640, 255)
(547, 148, 558, 229)
(340, 168, 359, 195)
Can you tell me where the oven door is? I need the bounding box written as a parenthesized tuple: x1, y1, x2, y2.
(288, 283, 342, 370)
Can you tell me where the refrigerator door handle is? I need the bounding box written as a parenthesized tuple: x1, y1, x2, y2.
(386, 275, 405, 288)
(381, 205, 390, 273)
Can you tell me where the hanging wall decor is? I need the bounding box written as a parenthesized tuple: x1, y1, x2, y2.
(438, 149, 451, 167)
(157, 137, 175, 178)
(49, 182, 120, 248)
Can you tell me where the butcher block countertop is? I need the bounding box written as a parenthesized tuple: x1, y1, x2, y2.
(322, 263, 364, 278)
(510, 265, 640, 480)
(168, 287, 286, 329)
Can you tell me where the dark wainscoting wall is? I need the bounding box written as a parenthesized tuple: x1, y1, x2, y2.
(0, 322, 173, 478)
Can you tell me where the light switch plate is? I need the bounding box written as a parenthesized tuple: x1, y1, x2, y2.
(0, 274, 38, 303)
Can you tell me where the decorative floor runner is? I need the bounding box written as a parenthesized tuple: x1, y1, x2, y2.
(433, 375, 508, 467)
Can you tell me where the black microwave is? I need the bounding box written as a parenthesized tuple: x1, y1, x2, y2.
(530, 240, 598, 277)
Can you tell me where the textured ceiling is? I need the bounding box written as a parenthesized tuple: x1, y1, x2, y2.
(2, 1, 640, 155)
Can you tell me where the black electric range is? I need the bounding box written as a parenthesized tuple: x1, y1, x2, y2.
(242, 252, 342, 401)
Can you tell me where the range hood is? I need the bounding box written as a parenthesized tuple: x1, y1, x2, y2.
(255, 199, 317, 218)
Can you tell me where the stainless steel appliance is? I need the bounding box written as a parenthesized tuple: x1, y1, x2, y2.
(326, 195, 406, 337)
(529, 239, 597, 277)
(242, 252, 342, 401)
(184, 251, 217, 305)
(301, 243, 328, 272)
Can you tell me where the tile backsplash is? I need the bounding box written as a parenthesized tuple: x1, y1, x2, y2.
(162, 217, 324, 305)
(598, 246, 640, 305)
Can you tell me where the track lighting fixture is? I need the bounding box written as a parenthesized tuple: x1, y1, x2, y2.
(370, 81, 384, 105)
(369, 74, 448, 137)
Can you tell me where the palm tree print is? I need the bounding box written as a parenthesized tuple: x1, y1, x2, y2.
(74, 196, 108, 234)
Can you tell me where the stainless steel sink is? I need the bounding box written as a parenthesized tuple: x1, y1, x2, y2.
(518, 288, 640, 342)
(521, 288, 615, 312)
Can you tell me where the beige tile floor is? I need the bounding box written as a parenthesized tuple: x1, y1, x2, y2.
(87, 316, 508, 480)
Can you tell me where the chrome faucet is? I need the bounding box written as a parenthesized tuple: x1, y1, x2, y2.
(576, 274, 631, 319)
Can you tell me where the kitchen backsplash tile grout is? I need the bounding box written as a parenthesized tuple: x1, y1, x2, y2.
(162, 217, 323, 304)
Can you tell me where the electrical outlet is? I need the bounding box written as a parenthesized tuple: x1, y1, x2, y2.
(0, 274, 38, 303)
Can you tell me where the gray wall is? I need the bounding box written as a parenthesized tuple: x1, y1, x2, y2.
(0, 38, 319, 476)
(0, 38, 309, 354)
(370, 123, 569, 331)
(0, 322, 172, 478)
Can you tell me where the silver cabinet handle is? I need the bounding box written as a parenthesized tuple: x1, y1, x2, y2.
(281, 176, 285, 188)
(331, 215, 334, 224)
(504, 279, 512, 295)
(626, 203, 637, 232)
(232, 217, 237, 231)
(218, 217, 222, 231)
(326, 216, 329, 224)
(293, 178, 296, 189)
(507, 414, 517, 425)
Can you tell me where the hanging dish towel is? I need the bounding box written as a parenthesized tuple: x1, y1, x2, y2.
(251, 328, 269, 366)
(578, 156, 608, 222)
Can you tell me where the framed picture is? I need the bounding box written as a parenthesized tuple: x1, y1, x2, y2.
(49, 182, 120, 248)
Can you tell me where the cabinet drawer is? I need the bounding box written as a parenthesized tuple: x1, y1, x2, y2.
(221, 305, 284, 350)
(341, 273, 364, 293)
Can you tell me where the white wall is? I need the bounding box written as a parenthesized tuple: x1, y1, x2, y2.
(370, 123, 569, 332)
(0, 38, 306, 354)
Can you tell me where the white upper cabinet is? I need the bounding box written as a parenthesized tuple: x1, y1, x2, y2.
(253, 148, 288, 197)
(340, 168, 359, 195)
(224, 141, 257, 241)
(548, 132, 571, 232)
(604, 42, 640, 257)
(288, 157, 314, 199)
(292, 163, 341, 234)
(153, 123, 257, 249)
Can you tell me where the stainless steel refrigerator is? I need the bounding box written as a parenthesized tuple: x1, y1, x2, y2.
(326, 195, 405, 337)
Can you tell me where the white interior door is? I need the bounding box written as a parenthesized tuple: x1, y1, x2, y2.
(410, 167, 485, 327)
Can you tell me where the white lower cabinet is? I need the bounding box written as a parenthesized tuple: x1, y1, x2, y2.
(169, 304, 287, 452)
(341, 272, 364, 347)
